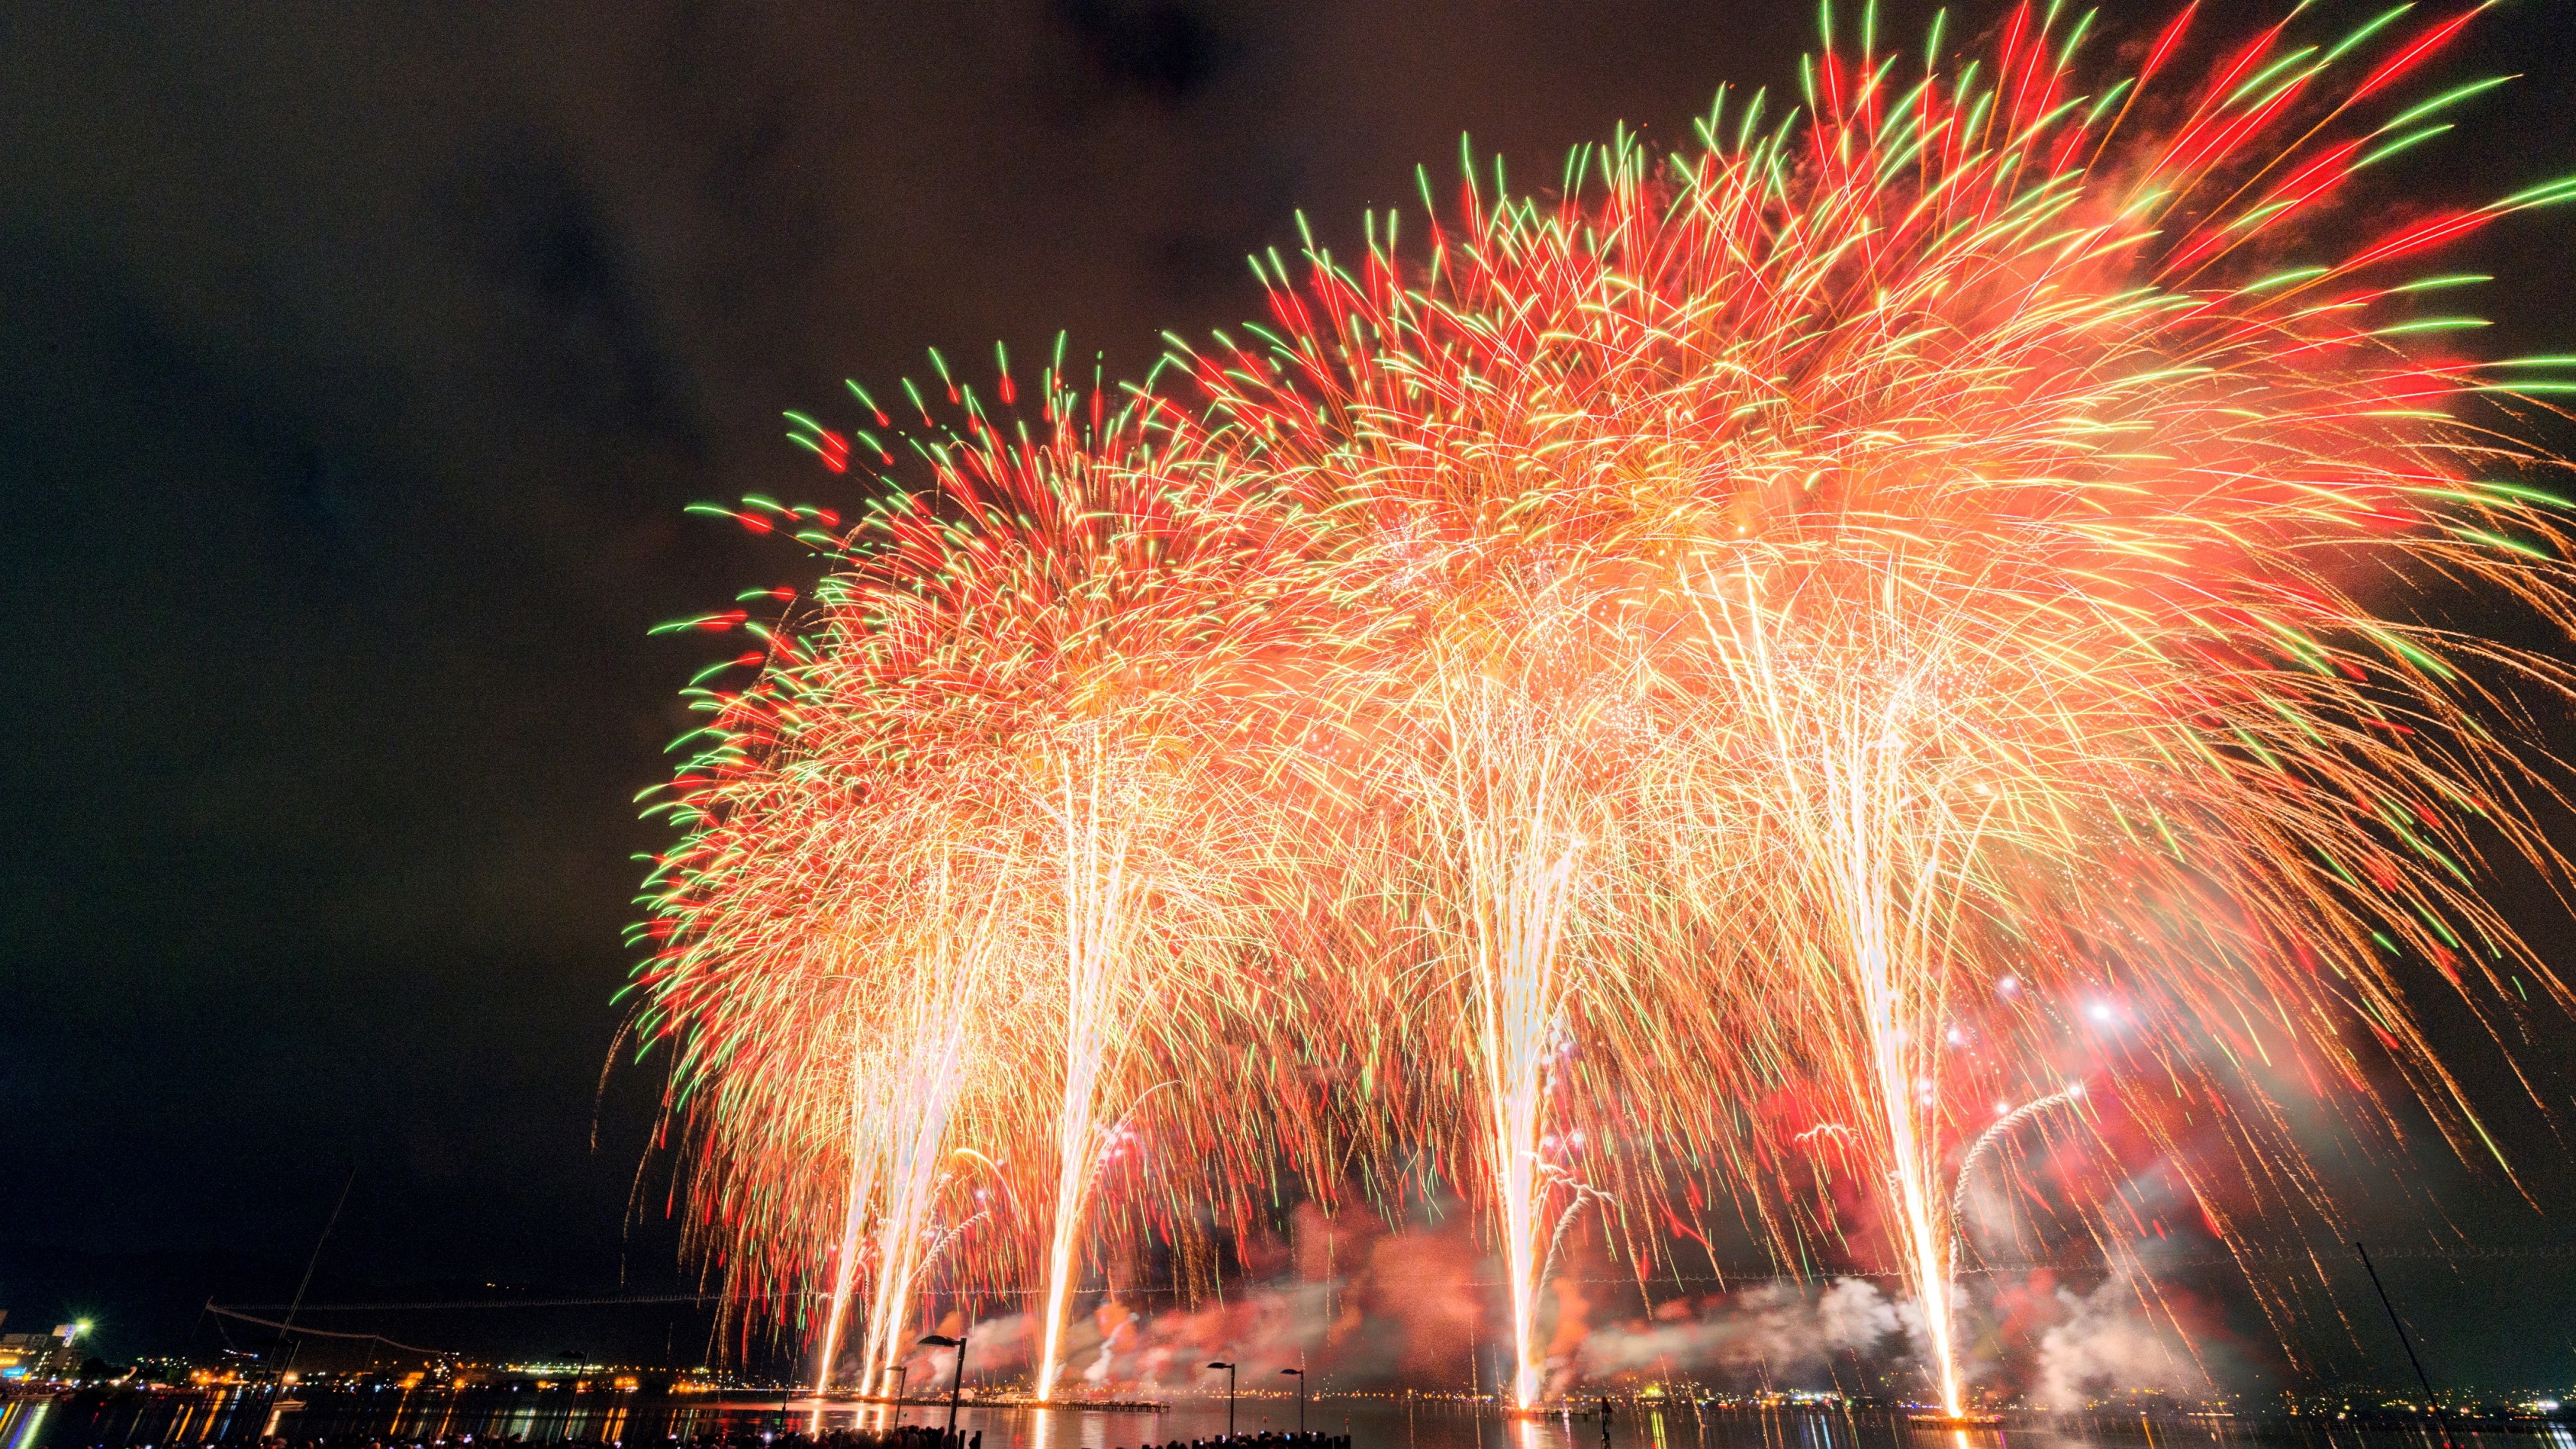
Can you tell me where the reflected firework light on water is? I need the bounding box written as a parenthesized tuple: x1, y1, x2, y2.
(626, 0, 2576, 1412)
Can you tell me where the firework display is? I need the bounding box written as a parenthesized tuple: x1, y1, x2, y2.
(628, 1, 2576, 1413)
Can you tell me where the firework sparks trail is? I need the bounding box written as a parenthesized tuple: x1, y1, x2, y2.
(855, 871, 995, 1395)
(1171, 0, 2576, 1399)
(631, 0, 2576, 1411)
(1950, 1083, 2088, 1240)
(1685, 568, 1994, 1413)
(629, 353, 1341, 1387)
(813, 1052, 883, 1394)
(803, 854, 1009, 1393)
(1032, 734, 1137, 1402)
(1447, 687, 1587, 1412)
(1319, 599, 1647, 1410)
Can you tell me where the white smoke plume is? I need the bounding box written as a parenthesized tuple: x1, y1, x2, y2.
(861, 1214, 2231, 1411)
(1574, 1277, 1912, 1388)
(2028, 1273, 2205, 1410)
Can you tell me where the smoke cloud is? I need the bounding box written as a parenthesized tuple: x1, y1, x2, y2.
(1573, 1277, 1909, 1389)
(2026, 1274, 2207, 1410)
(865, 1216, 2236, 1409)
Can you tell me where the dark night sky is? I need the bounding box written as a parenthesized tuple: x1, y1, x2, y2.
(4, 0, 2576, 1386)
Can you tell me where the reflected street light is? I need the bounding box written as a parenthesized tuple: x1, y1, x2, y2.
(1205, 1361, 1237, 1440)
(1280, 1367, 1305, 1434)
(919, 1333, 968, 1444)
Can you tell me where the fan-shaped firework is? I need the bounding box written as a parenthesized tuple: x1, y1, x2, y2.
(635, 359, 1352, 1392)
(630, 0, 2576, 1413)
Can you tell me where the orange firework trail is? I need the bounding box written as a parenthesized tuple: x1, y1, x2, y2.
(635, 348, 1348, 1393)
(631, 1, 2576, 1412)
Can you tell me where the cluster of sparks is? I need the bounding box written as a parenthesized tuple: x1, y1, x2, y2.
(627, 0, 2576, 1415)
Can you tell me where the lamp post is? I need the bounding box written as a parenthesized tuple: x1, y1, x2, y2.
(1206, 1361, 1237, 1440)
(919, 1333, 967, 1445)
(1279, 1368, 1305, 1434)
(890, 1364, 910, 1410)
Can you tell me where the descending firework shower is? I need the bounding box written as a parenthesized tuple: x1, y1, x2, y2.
(627, 1, 2576, 1413)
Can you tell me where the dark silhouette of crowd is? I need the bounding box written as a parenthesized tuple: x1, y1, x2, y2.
(225, 1431, 990, 1449)
(203, 1427, 1357, 1449)
(169, 1412, 1360, 1433)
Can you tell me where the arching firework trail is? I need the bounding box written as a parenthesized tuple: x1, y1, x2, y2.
(633, 0, 2576, 1414)
(1950, 1083, 2085, 1235)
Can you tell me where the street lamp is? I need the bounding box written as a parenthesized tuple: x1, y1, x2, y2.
(1279, 1368, 1305, 1434)
(1205, 1361, 1237, 1440)
(919, 1334, 968, 1444)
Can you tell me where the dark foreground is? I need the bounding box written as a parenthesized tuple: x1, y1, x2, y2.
(0, 1393, 2555, 1449)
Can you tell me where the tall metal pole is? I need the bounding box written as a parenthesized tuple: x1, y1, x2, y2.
(1208, 1362, 1237, 1440)
(948, 1331, 966, 1439)
(1281, 1368, 1306, 1434)
(276, 1167, 356, 1379)
(921, 1333, 968, 1445)
(2354, 1242, 2444, 1441)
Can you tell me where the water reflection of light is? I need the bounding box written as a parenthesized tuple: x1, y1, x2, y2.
(0, 1399, 50, 1449)
(23, 1393, 2481, 1449)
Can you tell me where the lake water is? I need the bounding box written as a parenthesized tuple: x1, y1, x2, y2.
(2, 1393, 2560, 1449)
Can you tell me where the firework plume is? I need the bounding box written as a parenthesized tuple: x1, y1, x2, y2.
(633, 1, 2576, 1412)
